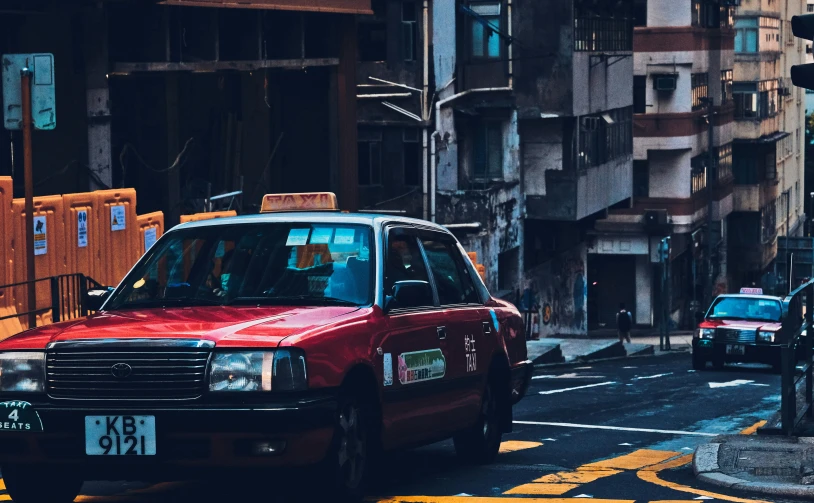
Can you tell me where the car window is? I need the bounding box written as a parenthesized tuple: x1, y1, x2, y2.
(708, 297, 782, 322)
(384, 234, 432, 306)
(420, 238, 480, 306)
(106, 223, 374, 309)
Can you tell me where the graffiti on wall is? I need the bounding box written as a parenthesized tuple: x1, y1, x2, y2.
(528, 245, 588, 336)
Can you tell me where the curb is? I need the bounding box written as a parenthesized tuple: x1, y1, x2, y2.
(533, 347, 690, 370)
(693, 442, 814, 498)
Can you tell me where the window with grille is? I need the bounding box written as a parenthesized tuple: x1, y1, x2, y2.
(733, 80, 780, 119)
(761, 199, 777, 243)
(692, 73, 709, 110)
(574, 2, 633, 52)
(721, 70, 733, 104)
(691, 155, 708, 195)
(578, 107, 633, 170)
(715, 143, 733, 182)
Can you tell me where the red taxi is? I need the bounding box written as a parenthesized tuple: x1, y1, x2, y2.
(693, 288, 784, 371)
(0, 193, 532, 502)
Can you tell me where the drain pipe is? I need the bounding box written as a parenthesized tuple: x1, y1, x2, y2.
(423, 129, 429, 220)
(431, 130, 440, 222)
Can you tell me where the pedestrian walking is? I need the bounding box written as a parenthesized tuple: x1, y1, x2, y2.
(616, 303, 632, 343)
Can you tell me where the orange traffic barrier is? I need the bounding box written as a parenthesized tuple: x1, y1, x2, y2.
(95, 189, 139, 287)
(179, 210, 237, 224)
(63, 192, 99, 282)
(12, 196, 67, 330)
(137, 212, 165, 257)
(0, 177, 21, 339)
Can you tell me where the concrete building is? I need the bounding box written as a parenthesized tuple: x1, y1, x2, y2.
(594, 0, 737, 330)
(729, 0, 806, 290)
(0, 0, 371, 224)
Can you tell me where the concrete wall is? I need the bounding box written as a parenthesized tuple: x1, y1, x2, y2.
(635, 255, 653, 326)
(648, 0, 691, 27)
(648, 149, 692, 199)
(520, 119, 563, 197)
(529, 244, 588, 337)
(576, 156, 633, 219)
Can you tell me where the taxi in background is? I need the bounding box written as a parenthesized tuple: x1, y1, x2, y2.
(693, 287, 785, 371)
(0, 192, 532, 503)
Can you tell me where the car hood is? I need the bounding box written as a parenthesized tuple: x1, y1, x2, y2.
(0, 306, 364, 350)
(700, 319, 782, 331)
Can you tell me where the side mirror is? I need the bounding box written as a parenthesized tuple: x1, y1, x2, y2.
(385, 280, 433, 312)
(86, 287, 114, 312)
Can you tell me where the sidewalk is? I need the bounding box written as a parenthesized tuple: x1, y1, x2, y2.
(694, 434, 814, 498)
(526, 332, 692, 366)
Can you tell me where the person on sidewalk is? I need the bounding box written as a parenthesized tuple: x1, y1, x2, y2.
(616, 303, 632, 343)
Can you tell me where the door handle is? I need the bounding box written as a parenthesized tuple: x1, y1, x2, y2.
(437, 326, 447, 340)
(483, 321, 492, 334)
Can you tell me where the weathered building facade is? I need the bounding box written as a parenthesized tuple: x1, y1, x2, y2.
(0, 0, 370, 225)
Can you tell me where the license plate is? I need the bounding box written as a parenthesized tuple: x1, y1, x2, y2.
(85, 416, 156, 456)
(726, 344, 745, 356)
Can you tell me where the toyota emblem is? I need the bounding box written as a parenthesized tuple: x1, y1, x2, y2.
(111, 363, 132, 379)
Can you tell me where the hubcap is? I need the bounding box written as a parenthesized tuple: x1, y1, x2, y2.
(482, 386, 494, 438)
(337, 403, 366, 489)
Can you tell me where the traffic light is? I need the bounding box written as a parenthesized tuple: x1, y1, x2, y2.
(791, 14, 814, 89)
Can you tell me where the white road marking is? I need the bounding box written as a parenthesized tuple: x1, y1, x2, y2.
(575, 366, 593, 369)
(574, 495, 594, 498)
(538, 382, 617, 395)
(708, 379, 754, 388)
(693, 497, 714, 500)
(533, 373, 606, 380)
(631, 372, 673, 380)
(622, 366, 637, 369)
(513, 420, 720, 437)
(748, 383, 770, 387)
(618, 442, 633, 446)
(542, 438, 558, 441)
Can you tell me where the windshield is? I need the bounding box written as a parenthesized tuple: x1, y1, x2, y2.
(707, 297, 782, 322)
(105, 223, 374, 310)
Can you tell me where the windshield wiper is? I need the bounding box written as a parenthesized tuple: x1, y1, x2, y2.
(116, 297, 225, 309)
(227, 295, 359, 307)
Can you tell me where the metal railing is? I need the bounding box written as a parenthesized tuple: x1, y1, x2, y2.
(775, 278, 814, 435)
(0, 274, 102, 331)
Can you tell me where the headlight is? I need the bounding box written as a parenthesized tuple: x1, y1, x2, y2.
(208, 350, 307, 392)
(696, 328, 715, 339)
(758, 331, 775, 343)
(0, 352, 45, 392)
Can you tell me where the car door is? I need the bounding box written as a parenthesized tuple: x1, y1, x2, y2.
(380, 226, 458, 448)
(417, 232, 490, 429)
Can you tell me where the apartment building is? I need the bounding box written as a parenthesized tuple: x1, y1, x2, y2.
(595, 0, 737, 329)
(729, 0, 806, 290)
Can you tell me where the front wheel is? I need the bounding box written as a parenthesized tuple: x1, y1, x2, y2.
(318, 392, 373, 502)
(2, 464, 83, 503)
(453, 380, 503, 464)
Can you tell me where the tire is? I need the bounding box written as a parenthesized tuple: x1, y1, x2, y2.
(2, 464, 83, 503)
(692, 351, 707, 371)
(319, 391, 373, 502)
(712, 357, 725, 370)
(453, 379, 503, 464)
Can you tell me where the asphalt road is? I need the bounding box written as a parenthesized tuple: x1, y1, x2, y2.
(1, 353, 803, 502)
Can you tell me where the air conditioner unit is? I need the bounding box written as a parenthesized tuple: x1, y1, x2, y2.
(581, 116, 601, 132)
(643, 209, 669, 230)
(653, 74, 678, 92)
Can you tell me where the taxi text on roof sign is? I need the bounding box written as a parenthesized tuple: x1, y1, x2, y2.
(260, 192, 338, 213)
(740, 287, 764, 295)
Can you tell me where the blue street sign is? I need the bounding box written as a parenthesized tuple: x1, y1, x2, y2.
(2, 53, 56, 131)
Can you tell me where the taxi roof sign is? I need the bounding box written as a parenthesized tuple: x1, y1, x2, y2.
(740, 287, 763, 295)
(260, 192, 338, 213)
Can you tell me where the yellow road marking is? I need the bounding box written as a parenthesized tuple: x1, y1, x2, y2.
(533, 468, 622, 484)
(582, 449, 681, 470)
(499, 440, 543, 453)
(0, 478, 5, 490)
(375, 498, 634, 503)
(503, 482, 580, 495)
(636, 453, 771, 503)
(739, 420, 767, 435)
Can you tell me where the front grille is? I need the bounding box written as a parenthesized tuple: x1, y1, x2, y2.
(46, 343, 212, 401)
(715, 328, 757, 344)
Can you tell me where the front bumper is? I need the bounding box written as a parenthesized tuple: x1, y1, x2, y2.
(511, 360, 534, 404)
(0, 394, 337, 475)
(693, 338, 780, 364)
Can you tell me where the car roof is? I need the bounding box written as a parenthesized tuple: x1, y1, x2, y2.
(715, 294, 784, 302)
(170, 212, 453, 234)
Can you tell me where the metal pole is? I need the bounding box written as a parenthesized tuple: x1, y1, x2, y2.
(21, 67, 36, 330)
(705, 97, 715, 308)
(665, 246, 671, 351)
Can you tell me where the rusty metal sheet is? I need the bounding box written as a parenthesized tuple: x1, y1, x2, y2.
(159, 0, 373, 14)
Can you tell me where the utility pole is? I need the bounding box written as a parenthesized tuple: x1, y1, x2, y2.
(21, 67, 36, 329)
(701, 96, 716, 308)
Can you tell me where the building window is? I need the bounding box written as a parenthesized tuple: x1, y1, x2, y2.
(691, 155, 708, 195)
(358, 130, 382, 186)
(691, 73, 709, 111)
(579, 107, 633, 170)
(574, 2, 633, 52)
(469, 2, 501, 59)
(721, 70, 733, 104)
(735, 18, 758, 53)
(633, 76, 647, 113)
(733, 80, 780, 120)
(473, 120, 503, 180)
(633, 0, 647, 27)
(358, 0, 387, 61)
(720, 6, 734, 28)
(633, 160, 649, 198)
(403, 128, 421, 186)
(692, 0, 721, 28)
(809, 3, 814, 12)
(761, 199, 777, 243)
(785, 20, 795, 45)
(715, 143, 733, 182)
(402, 1, 417, 61)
